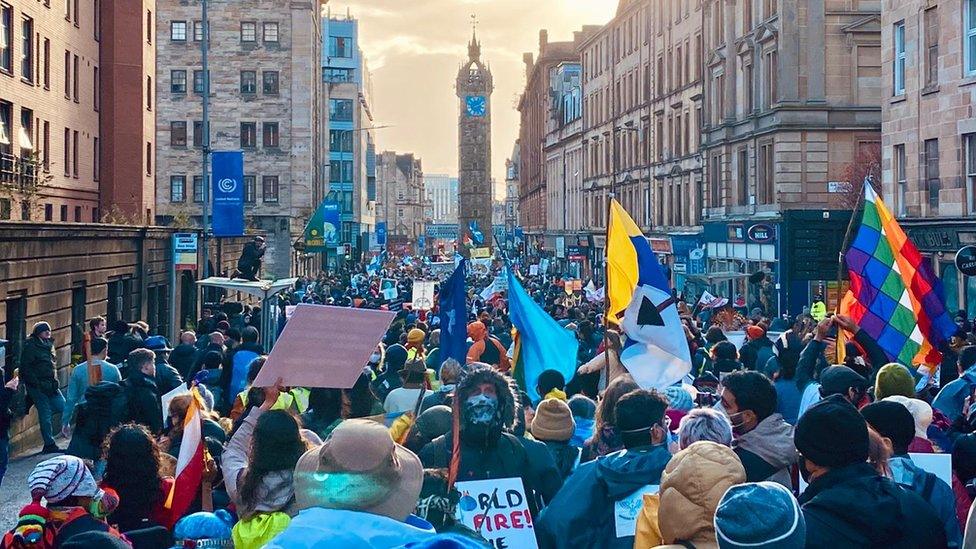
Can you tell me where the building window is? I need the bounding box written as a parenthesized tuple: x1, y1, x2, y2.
(758, 142, 774, 204)
(967, 135, 976, 215)
(329, 99, 353, 121)
(743, 62, 753, 113)
(74, 205, 80, 221)
(64, 50, 70, 98)
(42, 38, 49, 88)
(171, 21, 186, 41)
(170, 175, 185, 202)
(924, 8, 938, 88)
(709, 154, 721, 207)
(341, 160, 353, 182)
(63, 127, 70, 175)
(893, 21, 906, 95)
(42, 120, 49, 171)
(330, 130, 352, 152)
(967, 0, 976, 75)
(193, 70, 206, 94)
(243, 175, 256, 203)
(762, 51, 776, 108)
(263, 22, 278, 43)
(73, 54, 78, 101)
(19, 107, 32, 158)
(924, 138, 939, 210)
(145, 141, 151, 174)
(193, 121, 203, 147)
(262, 122, 279, 148)
(146, 76, 152, 110)
(193, 20, 204, 42)
(93, 136, 99, 180)
(262, 70, 278, 94)
(737, 148, 749, 206)
(262, 175, 279, 202)
(59, 204, 66, 221)
(329, 160, 340, 183)
(21, 201, 29, 220)
(330, 36, 352, 58)
(0, 4, 11, 73)
(146, 10, 151, 43)
(192, 176, 203, 203)
(171, 69, 186, 93)
(21, 16, 33, 83)
(170, 121, 187, 147)
(241, 21, 256, 42)
(72, 130, 78, 177)
(44, 203, 52, 221)
(240, 122, 256, 148)
(895, 144, 906, 216)
(240, 70, 256, 93)
(0, 198, 10, 220)
(93, 66, 99, 110)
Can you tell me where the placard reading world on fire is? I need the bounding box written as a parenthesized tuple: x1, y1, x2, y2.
(455, 477, 538, 549)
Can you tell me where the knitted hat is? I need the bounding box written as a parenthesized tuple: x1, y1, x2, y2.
(28, 455, 103, 504)
(746, 325, 765, 340)
(819, 366, 867, 397)
(794, 394, 868, 468)
(883, 395, 932, 439)
(31, 322, 51, 337)
(860, 400, 916, 454)
(414, 405, 453, 442)
(664, 385, 694, 413)
(875, 363, 916, 399)
(531, 398, 576, 442)
(715, 482, 806, 549)
(407, 328, 426, 346)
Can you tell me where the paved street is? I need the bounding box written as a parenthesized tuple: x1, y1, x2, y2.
(0, 445, 52, 532)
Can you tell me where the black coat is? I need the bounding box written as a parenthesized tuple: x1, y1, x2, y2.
(107, 332, 144, 366)
(169, 343, 199, 379)
(67, 381, 125, 460)
(19, 336, 57, 394)
(121, 370, 162, 435)
(154, 360, 184, 395)
(799, 462, 947, 548)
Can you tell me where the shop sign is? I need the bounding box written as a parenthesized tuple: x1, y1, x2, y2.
(956, 246, 976, 277)
(747, 224, 776, 243)
(649, 238, 673, 254)
(727, 224, 745, 242)
(567, 245, 585, 261)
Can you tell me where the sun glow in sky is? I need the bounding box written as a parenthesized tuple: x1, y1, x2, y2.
(326, 0, 617, 197)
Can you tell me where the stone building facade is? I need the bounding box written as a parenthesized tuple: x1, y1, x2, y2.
(376, 151, 425, 254)
(154, 0, 325, 278)
(700, 0, 881, 314)
(424, 174, 459, 225)
(457, 32, 493, 254)
(0, 0, 154, 224)
(882, 0, 976, 314)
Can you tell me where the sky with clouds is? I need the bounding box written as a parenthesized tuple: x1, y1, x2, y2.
(324, 0, 616, 196)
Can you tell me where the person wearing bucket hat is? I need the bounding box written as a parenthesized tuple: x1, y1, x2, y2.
(384, 358, 429, 414)
(20, 320, 65, 454)
(267, 419, 434, 548)
(714, 481, 805, 549)
(794, 395, 946, 548)
(531, 398, 578, 480)
(144, 335, 184, 395)
(2, 455, 126, 547)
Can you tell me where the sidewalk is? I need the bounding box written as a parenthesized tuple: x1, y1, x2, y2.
(0, 439, 68, 533)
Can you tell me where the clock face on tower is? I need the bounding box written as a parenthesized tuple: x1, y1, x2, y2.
(465, 95, 486, 117)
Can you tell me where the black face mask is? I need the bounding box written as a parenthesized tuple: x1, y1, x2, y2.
(799, 455, 812, 483)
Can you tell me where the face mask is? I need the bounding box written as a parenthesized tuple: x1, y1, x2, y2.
(798, 455, 812, 483)
(369, 353, 381, 364)
(728, 411, 747, 436)
(464, 394, 498, 426)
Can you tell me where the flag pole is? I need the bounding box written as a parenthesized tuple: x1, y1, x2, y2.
(836, 178, 869, 300)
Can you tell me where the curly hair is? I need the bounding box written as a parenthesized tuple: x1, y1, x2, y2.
(101, 423, 164, 523)
(237, 410, 307, 518)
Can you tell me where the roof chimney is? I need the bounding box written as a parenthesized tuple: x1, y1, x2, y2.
(539, 29, 548, 50)
(523, 52, 534, 75)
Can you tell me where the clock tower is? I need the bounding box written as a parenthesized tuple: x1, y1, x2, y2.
(456, 26, 493, 256)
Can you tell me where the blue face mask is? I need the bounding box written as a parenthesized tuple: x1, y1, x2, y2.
(464, 394, 498, 425)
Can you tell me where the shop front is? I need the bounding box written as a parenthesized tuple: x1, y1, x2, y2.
(699, 221, 780, 315)
(901, 220, 976, 317)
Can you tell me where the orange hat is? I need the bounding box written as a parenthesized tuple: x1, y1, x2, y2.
(407, 328, 426, 346)
(746, 325, 765, 340)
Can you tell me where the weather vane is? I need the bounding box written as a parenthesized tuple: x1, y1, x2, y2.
(470, 14, 478, 36)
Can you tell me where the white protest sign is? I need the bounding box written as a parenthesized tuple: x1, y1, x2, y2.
(455, 477, 538, 549)
(529, 265, 539, 276)
(614, 484, 659, 538)
(798, 453, 951, 494)
(493, 274, 508, 292)
(285, 306, 297, 320)
(381, 278, 398, 300)
(412, 280, 436, 310)
(161, 383, 189, 423)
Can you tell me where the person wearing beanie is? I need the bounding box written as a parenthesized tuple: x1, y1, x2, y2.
(861, 401, 962, 546)
(934, 344, 976, 422)
(739, 324, 773, 372)
(20, 320, 64, 454)
(531, 399, 578, 480)
(405, 328, 427, 363)
(875, 363, 917, 400)
(883, 395, 936, 453)
(714, 482, 806, 549)
(795, 395, 946, 548)
(404, 405, 453, 454)
(537, 389, 672, 549)
(645, 441, 746, 549)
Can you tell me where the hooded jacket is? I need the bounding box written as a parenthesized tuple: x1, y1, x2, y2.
(739, 336, 773, 372)
(66, 381, 125, 460)
(265, 508, 435, 548)
(536, 443, 672, 549)
(121, 369, 162, 434)
(799, 461, 947, 548)
(889, 454, 962, 547)
(19, 336, 57, 394)
(653, 442, 746, 549)
(733, 412, 796, 488)
(933, 366, 976, 423)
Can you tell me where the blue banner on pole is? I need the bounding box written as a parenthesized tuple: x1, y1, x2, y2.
(377, 222, 387, 246)
(323, 200, 341, 247)
(211, 151, 245, 236)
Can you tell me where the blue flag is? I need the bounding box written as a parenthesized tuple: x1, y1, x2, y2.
(438, 260, 468, 365)
(211, 151, 245, 236)
(507, 267, 579, 403)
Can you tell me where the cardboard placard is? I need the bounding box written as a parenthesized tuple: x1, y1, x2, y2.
(252, 305, 395, 389)
(381, 279, 398, 300)
(455, 478, 538, 549)
(471, 247, 492, 258)
(529, 265, 539, 276)
(412, 280, 436, 310)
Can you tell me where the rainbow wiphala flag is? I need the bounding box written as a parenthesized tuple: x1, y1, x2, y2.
(841, 184, 955, 366)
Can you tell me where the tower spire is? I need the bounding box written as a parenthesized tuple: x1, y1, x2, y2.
(468, 14, 481, 61)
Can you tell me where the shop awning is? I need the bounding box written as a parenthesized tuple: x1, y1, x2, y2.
(687, 271, 750, 282)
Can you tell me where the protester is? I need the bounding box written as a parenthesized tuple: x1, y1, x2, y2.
(419, 358, 459, 413)
(0, 374, 18, 487)
(537, 389, 672, 549)
(536, 369, 567, 402)
(403, 405, 452, 455)
(579, 374, 639, 463)
(933, 345, 976, 422)
(663, 385, 694, 427)
(714, 482, 806, 549)
(164, 394, 227, 459)
(818, 365, 870, 408)
(384, 358, 428, 414)
(884, 395, 936, 453)
(300, 388, 344, 440)
(875, 363, 917, 400)
(62, 337, 119, 438)
(739, 324, 773, 371)
(464, 321, 510, 371)
(709, 341, 743, 376)
(145, 336, 184, 395)
(794, 394, 946, 547)
(221, 327, 263, 413)
(170, 331, 199, 380)
(719, 370, 796, 486)
(106, 320, 143, 366)
(99, 423, 176, 532)
(120, 348, 162, 434)
(860, 400, 962, 546)
(531, 398, 578, 480)
(952, 434, 976, 530)
(20, 321, 65, 453)
(677, 407, 733, 450)
(567, 394, 596, 448)
(269, 420, 434, 547)
(769, 331, 803, 424)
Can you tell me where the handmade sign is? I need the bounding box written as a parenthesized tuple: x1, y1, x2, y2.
(252, 305, 395, 389)
(412, 280, 436, 310)
(455, 477, 538, 549)
(381, 278, 398, 300)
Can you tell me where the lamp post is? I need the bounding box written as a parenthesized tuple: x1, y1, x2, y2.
(200, 0, 211, 279)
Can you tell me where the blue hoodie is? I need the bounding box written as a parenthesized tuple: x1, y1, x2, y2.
(265, 508, 436, 549)
(933, 367, 976, 422)
(889, 455, 962, 547)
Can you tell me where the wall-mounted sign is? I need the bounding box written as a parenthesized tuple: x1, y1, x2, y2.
(747, 223, 776, 243)
(956, 246, 976, 277)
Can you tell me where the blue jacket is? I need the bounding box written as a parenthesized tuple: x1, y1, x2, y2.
(536, 444, 671, 549)
(265, 508, 436, 549)
(889, 454, 962, 547)
(933, 367, 976, 423)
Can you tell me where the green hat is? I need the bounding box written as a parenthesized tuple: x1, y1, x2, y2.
(874, 363, 915, 399)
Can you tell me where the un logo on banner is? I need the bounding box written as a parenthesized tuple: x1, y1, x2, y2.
(218, 178, 237, 193)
